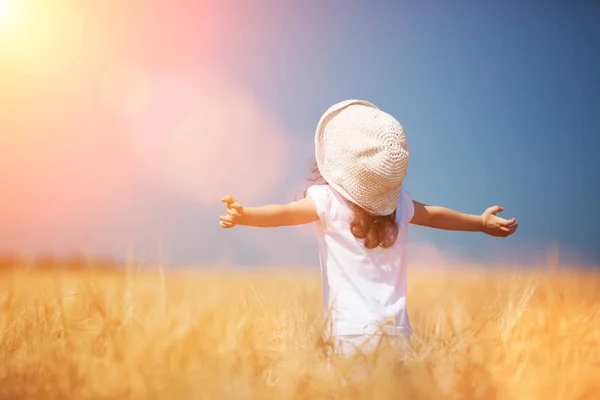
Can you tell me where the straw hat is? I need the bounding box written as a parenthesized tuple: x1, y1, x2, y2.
(314, 99, 409, 216)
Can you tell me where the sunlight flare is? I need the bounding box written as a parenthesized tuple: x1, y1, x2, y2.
(0, 0, 9, 21)
(0, 1, 83, 77)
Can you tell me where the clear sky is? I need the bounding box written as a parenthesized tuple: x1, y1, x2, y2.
(1, 0, 599, 267)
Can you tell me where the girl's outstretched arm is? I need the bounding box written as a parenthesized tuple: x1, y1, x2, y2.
(219, 195, 319, 228)
(411, 201, 518, 237)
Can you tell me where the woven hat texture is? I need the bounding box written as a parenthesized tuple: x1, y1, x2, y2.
(314, 99, 409, 216)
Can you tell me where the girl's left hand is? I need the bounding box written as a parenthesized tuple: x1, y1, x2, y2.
(220, 195, 244, 228)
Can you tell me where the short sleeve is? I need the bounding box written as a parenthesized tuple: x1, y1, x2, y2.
(402, 187, 415, 224)
(306, 185, 332, 225)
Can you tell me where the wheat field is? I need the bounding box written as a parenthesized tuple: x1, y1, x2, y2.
(0, 263, 599, 399)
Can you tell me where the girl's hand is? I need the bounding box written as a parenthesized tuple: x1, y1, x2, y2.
(481, 205, 518, 237)
(220, 195, 244, 228)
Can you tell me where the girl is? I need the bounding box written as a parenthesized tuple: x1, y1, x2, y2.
(219, 99, 518, 358)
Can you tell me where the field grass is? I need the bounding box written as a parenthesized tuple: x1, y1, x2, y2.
(1, 264, 599, 399)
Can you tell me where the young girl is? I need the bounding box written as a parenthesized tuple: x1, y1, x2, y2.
(219, 99, 518, 358)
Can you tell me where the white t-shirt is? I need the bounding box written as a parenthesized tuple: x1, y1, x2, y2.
(306, 184, 415, 337)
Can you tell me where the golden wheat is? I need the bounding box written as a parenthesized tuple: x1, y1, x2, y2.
(0, 264, 598, 399)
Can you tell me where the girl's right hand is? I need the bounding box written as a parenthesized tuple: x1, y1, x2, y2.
(481, 205, 518, 237)
(220, 195, 244, 228)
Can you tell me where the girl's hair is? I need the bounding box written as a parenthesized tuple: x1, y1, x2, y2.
(303, 160, 399, 249)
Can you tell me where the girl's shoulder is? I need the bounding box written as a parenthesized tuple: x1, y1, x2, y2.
(306, 184, 414, 225)
(306, 183, 332, 196)
(305, 184, 343, 224)
(307, 184, 346, 206)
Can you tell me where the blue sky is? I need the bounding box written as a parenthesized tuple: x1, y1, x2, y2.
(1, 0, 599, 267)
(218, 0, 600, 267)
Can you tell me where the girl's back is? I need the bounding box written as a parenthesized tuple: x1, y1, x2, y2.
(306, 183, 415, 338)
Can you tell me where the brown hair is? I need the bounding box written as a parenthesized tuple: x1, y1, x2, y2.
(303, 160, 399, 249)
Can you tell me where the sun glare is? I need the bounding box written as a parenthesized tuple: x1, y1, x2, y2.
(0, 0, 13, 24)
(0, 2, 83, 77)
